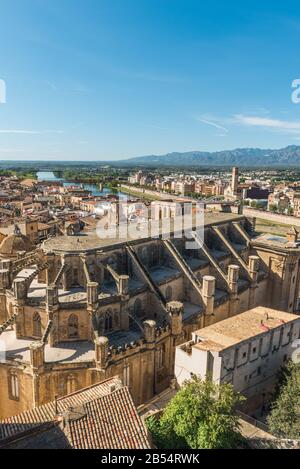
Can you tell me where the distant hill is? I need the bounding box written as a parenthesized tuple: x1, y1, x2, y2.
(122, 145, 300, 167)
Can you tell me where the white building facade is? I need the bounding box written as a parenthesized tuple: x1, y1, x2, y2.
(175, 307, 300, 413)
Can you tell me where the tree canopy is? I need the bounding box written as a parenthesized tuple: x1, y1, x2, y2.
(146, 376, 245, 449)
(267, 361, 300, 439)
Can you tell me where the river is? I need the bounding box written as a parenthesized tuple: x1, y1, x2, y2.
(37, 171, 126, 198)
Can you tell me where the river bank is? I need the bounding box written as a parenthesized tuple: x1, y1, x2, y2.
(120, 184, 173, 201)
(37, 171, 126, 198)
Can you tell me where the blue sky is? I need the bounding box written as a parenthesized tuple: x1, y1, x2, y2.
(1, 0, 300, 161)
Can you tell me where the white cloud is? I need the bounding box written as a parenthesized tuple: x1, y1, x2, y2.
(196, 118, 228, 134)
(233, 114, 300, 133)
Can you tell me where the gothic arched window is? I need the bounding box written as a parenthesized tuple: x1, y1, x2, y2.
(104, 310, 113, 332)
(9, 370, 19, 400)
(157, 344, 165, 369)
(68, 314, 79, 339)
(66, 374, 77, 394)
(123, 363, 130, 386)
(33, 312, 42, 337)
(71, 266, 80, 287)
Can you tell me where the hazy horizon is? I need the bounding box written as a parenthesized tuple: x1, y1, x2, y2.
(1, 143, 300, 164)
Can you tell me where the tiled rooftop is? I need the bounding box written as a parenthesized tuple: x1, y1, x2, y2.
(0, 378, 151, 449)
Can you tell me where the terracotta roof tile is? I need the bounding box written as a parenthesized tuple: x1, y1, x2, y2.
(68, 387, 150, 449)
(0, 377, 150, 449)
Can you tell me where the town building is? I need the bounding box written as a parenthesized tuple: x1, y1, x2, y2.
(267, 191, 291, 213)
(224, 167, 243, 201)
(291, 192, 300, 217)
(175, 307, 300, 413)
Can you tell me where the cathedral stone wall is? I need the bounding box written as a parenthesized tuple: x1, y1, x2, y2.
(1, 214, 300, 419)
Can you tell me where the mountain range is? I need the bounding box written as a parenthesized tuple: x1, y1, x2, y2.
(122, 145, 300, 167)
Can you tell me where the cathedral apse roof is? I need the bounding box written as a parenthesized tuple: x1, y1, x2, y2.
(42, 212, 245, 253)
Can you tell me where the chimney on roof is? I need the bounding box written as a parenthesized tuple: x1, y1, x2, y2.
(60, 405, 86, 432)
(108, 378, 123, 393)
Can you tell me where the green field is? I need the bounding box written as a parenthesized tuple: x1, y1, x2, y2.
(255, 218, 294, 237)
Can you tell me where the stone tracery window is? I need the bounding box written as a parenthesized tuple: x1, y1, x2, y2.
(123, 362, 130, 386)
(104, 309, 113, 332)
(157, 344, 165, 369)
(8, 370, 19, 400)
(66, 373, 77, 394)
(68, 314, 79, 339)
(33, 312, 42, 337)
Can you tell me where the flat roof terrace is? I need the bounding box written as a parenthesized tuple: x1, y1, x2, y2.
(193, 307, 300, 352)
(1, 329, 95, 364)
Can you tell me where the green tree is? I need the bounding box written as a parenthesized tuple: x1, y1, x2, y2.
(269, 204, 278, 213)
(267, 361, 300, 439)
(146, 376, 245, 449)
